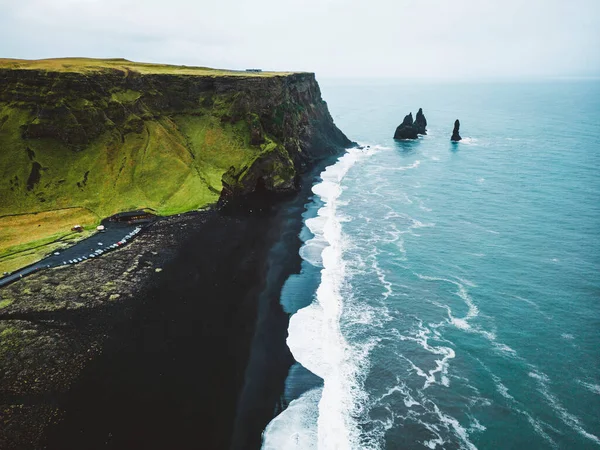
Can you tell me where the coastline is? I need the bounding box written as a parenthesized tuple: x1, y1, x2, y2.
(0, 156, 340, 449)
(228, 159, 334, 450)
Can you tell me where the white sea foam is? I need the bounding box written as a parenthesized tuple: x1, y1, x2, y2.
(469, 417, 487, 433)
(263, 147, 377, 450)
(383, 210, 402, 220)
(578, 380, 600, 395)
(409, 217, 436, 231)
(397, 323, 456, 389)
(507, 293, 539, 309)
(523, 412, 558, 449)
(416, 274, 479, 327)
(377, 378, 422, 407)
(262, 387, 321, 450)
(373, 344, 485, 449)
(299, 239, 327, 267)
(422, 422, 445, 449)
(419, 275, 521, 359)
(415, 197, 433, 212)
(477, 359, 558, 448)
(399, 192, 414, 205)
(358, 213, 372, 223)
(380, 387, 482, 450)
(371, 257, 393, 300)
(491, 373, 514, 400)
(528, 370, 550, 383)
(430, 403, 478, 450)
(374, 160, 421, 172)
(503, 292, 553, 320)
(529, 369, 600, 445)
(399, 160, 421, 170)
(493, 342, 518, 356)
(459, 137, 478, 145)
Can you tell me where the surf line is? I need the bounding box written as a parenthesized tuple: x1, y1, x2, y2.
(263, 146, 379, 450)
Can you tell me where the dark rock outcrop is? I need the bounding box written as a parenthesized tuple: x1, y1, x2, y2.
(393, 108, 427, 140)
(414, 108, 427, 135)
(393, 113, 418, 140)
(451, 119, 462, 141)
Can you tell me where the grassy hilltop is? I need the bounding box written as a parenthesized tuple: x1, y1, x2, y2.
(0, 57, 292, 76)
(0, 58, 352, 274)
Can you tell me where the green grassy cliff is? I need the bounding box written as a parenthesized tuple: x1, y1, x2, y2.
(0, 58, 353, 272)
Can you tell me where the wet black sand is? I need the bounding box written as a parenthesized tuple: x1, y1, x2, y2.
(36, 165, 328, 450)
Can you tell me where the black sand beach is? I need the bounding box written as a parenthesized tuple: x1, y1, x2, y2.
(29, 163, 330, 450)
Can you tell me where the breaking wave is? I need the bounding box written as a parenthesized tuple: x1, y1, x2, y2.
(262, 147, 379, 449)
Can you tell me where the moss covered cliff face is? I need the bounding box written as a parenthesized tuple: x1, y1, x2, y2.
(0, 58, 352, 271)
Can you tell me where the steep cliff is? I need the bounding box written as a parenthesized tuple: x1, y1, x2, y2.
(0, 58, 353, 271)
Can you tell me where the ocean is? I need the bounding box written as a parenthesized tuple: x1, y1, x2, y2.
(262, 79, 600, 449)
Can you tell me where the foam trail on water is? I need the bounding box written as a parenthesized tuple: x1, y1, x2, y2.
(528, 370, 600, 445)
(415, 274, 479, 329)
(416, 273, 519, 357)
(578, 380, 600, 395)
(262, 147, 379, 450)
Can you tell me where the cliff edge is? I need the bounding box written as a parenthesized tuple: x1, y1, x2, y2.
(0, 58, 353, 272)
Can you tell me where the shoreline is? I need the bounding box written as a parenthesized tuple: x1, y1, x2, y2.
(228, 160, 331, 450)
(0, 156, 340, 449)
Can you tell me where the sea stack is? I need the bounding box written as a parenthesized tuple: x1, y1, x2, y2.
(451, 119, 462, 142)
(414, 108, 427, 135)
(394, 108, 428, 140)
(394, 113, 418, 139)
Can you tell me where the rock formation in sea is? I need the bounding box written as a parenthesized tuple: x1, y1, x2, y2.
(451, 119, 462, 141)
(394, 113, 419, 139)
(393, 108, 427, 140)
(414, 108, 427, 135)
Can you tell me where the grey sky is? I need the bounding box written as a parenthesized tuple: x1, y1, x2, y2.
(1, 0, 599, 78)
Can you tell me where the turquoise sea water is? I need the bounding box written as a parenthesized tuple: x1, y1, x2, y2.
(263, 80, 600, 449)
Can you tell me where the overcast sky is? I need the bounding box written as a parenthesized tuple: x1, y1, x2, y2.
(1, 0, 599, 78)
